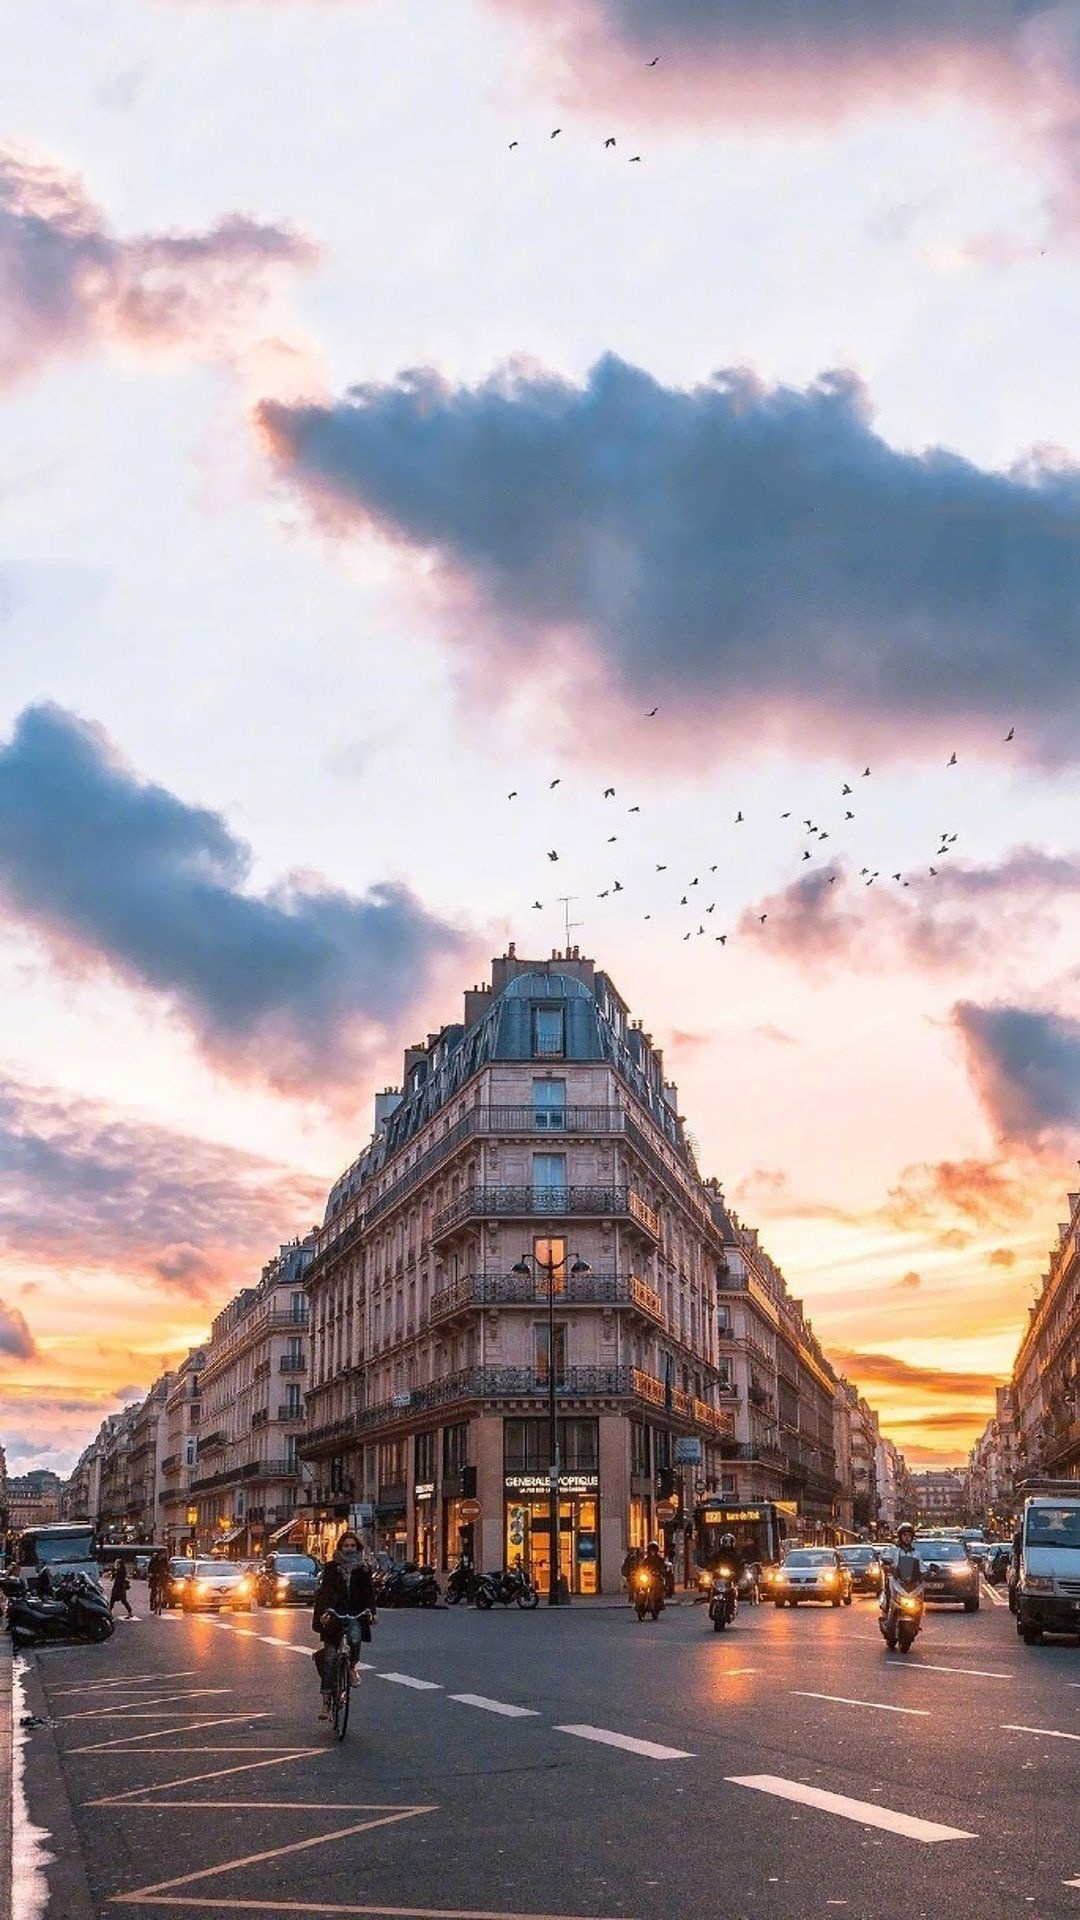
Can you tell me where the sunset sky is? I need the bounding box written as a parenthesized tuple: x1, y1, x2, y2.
(2, 0, 1079, 1477)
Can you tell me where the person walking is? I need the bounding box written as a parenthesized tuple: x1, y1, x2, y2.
(109, 1557, 134, 1618)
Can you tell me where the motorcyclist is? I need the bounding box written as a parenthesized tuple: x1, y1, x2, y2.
(880, 1522, 923, 1622)
(643, 1539, 667, 1605)
(312, 1532, 377, 1722)
(717, 1531, 743, 1579)
(621, 1544, 644, 1600)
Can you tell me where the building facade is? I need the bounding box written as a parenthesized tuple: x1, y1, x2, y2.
(191, 1237, 316, 1555)
(158, 1347, 207, 1552)
(910, 1469, 965, 1525)
(302, 948, 848, 1593)
(5, 1468, 62, 1530)
(1012, 1187, 1080, 1486)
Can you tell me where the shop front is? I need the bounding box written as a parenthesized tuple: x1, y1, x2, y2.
(413, 1484, 436, 1567)
(503, 1471, 600, 1596)
(376, 1486, 408, 1560)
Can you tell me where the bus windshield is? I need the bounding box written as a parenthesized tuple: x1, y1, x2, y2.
(694, 1502, 785, 1569)
(19, 1527, 97, 1568)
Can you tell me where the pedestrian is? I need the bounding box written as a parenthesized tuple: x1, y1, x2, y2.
(109, 1557, 134, 1618)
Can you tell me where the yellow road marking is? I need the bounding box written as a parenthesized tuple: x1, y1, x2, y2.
(111, 1806, 436, 1901)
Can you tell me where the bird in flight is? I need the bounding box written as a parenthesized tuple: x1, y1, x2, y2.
(845, 810, 854, 820)
(819, 831, 829, 841)
(629, 155, 642, 162)
(1005, 726, 1015, 742)
(532, 900, 543, 909)
(716, 934, 727, 945)
(508, 790, 517, 799)
(689, 876, 699, 887)
(646, 706, 659, 717)
(607, 835, 618, 843)
(781, 812, 791, 819)
(842, 783, 852, 796)
(683, 931, 691, 942)
(680, 894, 688, 906)
(551, 128, 561, 139)
(509, 141, 518, 149)
(735, 810, 744, 823)
(629, 805, 641, 813)
(548, 850, 559, 862)
(947, 751, 958, 767)
(598, 889, 610, 899)
(802, 850, 811, 860)
(613, 879, 624, 892)
(604, 786, 615, 797)
(759, 914, 768, 925)
(929, 866, 937, 876)
(550, 777, 561, 788)
(706, 902, 715, 913)
(646, 54, 660, 65)
(862, 766, 871, 777)
(605, 137, 616, 148)
(656, 863, 667, 872)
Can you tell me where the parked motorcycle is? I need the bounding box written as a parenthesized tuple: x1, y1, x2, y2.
(445, 1559, 474, 1605)
(5, 1572, 115, 1650)
(474, 1567, 540, 1610)
(633, 1565, 664, 1622)
(707, 1568, 737, 1632)
(377, 1563, 440, 1608)
(878, 1582, 924, 1654)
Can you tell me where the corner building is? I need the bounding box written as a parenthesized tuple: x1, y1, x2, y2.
(302, 947, 829, 1594)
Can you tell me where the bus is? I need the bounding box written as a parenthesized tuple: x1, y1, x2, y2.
(693, 1500, 789, 1575)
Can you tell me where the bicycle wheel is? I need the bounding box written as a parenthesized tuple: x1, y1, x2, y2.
(332, 1647, 351, 1740)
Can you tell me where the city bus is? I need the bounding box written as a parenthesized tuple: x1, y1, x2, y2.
(693, 1500, 789, 1576)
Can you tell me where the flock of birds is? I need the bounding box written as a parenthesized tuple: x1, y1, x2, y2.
(511, 711, 1018, 947)
(508, 53, 661, 163)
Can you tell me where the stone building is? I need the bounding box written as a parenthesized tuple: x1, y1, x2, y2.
(190, 1236, 316, 1554)
(301, 948, 845, 1592)
(158, 1347, 207, 1552)
(1012, 1187, 1080, 1486)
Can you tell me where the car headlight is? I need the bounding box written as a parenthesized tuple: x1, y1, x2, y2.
(717, 1565, 733, 1579)
(195, 1580, 210, 1595)
(277, 1577, 289, 1591)
(1024, 1574, 1054, 1593)
(698, 1572, 712, 1588)
(823, 1570, 838, 1584)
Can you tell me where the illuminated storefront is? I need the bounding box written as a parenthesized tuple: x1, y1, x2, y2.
(504, 1470, 599, 1596)
(414, 1484, 436, 1566)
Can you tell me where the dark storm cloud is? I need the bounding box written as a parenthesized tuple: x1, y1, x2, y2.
(0, 145, 316, 390)
(0, 1067, 323, 1292)
(0, 704, 466, 1095)
(259, 357, 1080, 761)
(952, 1000, 1080, 1144)
(0, 1296, 38, 1360)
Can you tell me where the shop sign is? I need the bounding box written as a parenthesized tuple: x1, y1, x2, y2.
(350, 1502, 374, 1528)
(674, 1438, 703, 1465)
(415, 1482, 435, 1502)
(504, 1472, 599, 1496)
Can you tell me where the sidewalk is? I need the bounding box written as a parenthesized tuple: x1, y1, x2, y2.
(1, 1636, 12, 1920)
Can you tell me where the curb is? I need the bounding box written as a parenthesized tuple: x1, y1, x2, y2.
(1, 1636, 12, 1920)
(16, 1653, 98, 1920)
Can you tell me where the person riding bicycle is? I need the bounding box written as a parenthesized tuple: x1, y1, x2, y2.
(312, 1531, 377, 1722)
(147, 1550, 169, 1614)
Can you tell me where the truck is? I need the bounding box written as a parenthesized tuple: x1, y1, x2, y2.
(1011, 1480, 1080, 1646)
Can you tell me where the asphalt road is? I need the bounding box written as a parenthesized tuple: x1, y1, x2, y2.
(13, 1578, 1080, 1920)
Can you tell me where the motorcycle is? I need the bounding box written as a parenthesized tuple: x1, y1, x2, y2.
(707, 1567, 737, 1632)
(878, 1580, 924, 1655)
(634, 1565, 664, 1622)
(445, 1559, 473, 1605)
(377, 1564, 440, 1608)
(6, 1572, 115, 1649)
(474, 1567, 540, 1610)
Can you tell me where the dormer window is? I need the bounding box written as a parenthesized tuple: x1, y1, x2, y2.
(532, 1006, 564, 1058)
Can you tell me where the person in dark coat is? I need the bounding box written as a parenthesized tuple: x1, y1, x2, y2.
(109, 1558, 133, 1617)
(311, 1532, 376, 1720)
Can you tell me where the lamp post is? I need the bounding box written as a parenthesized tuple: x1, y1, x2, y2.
(512, 1248, 591, 1605)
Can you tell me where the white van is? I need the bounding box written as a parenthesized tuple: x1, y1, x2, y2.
(1013, 1483, 1080, 1645)
(14, 1521, 102, 1595)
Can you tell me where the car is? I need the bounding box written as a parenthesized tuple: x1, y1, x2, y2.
(256, 1552, 321, 1607)
(914, 1536, 980, 1611)
(769, 1547, 854, 1607)
(836, 1544, 884, 1594)
(180, 1559, 255, 1612)
(164, 1556, 196, 1609)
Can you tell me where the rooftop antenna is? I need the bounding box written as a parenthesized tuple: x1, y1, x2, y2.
(557, 894, 582, 951)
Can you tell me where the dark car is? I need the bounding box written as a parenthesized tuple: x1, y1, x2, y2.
(836, 1544, 884, 1595)
(164, 1556, 196, 1609)
(257, 1552, 320, 1607)
(914, 1536, 980, 1611)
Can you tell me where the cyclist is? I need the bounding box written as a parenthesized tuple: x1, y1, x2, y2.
(312, 1532, 377, 1722)
(147, 1550, 169, 1615)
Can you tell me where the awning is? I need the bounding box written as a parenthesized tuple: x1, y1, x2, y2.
(267, 1517, 305, 1546)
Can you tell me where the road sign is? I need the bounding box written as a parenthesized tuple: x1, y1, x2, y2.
(674, 1437, 703, 1465)
(459, 1498, 482, 1523)
(656, 1499, 678, 1523)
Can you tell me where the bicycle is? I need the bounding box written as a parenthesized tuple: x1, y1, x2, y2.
(322, 1609, 370, 1741)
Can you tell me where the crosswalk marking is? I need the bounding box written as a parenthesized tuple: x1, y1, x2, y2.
(1001, 1723, 1080, 1743)
(449, 1695, 539, 1717)
(555, 1724, 694, 1760)
(377, 1673, 442, 1691)
(794, 1691, 929, 1717)
(727, 1775, 976, 1842)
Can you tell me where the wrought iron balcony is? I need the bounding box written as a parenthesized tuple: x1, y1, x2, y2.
(433, 1184, 661, 1242)
(428, 1269, 667, 1326)
(279, 1355, 308, 1374)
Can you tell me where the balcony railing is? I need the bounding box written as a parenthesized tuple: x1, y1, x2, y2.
(428, 1270, 667, 1325)
(197, 1430, 226, 1454)
(279, 1355, 308, 1374)
(433, 1185, 661, 1241)
(251, 1408, 269, 1428)
(278, 1404, 305, 1423)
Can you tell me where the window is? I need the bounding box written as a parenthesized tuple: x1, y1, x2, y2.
(534, 1321, 567, 1384)
(284, 1436, 298, 1471)
(630, 1419, 651, 1477)
(532, 1007, 564, 1058)
(533, 1078, 566, 1130)
(504, 1417, 597, 1473)
(414, 1431, 436, 1484)
(442, 1421, 469, 1477)
(532, 1153, 567, 1210)
(290, 1292, 307, 1324)
(184, 1437, 197, 1468)
(285, 1384, 303, 1418)
(378, 1438, 407, 1485)
(534, 1236, 566, 1295)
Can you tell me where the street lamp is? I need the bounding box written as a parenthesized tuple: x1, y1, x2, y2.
(512, 1249, 591, 1605)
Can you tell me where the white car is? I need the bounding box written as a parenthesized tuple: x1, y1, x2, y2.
(770, 1547, 853, 1607)
(180, 1560, 255, 1612)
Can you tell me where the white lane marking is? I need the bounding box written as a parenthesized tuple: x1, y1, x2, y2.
(1002, 1723, 1080, 1743)
(449, 1695, 539, 1718)
(1064, 1877, 1080, 1888)
(793, 1691, 929, 1717)
(727, 1775, 976, 1843)
(885, 1662, 1010, 1680)
(259, 1636, 310, 1651)
(70, 1713, 267, 1753)
(555, 1724, 694, 1760)
(720, 1668, 760, 1677)
(377, 1673, 442, 1691)
(51, 1673, 197, 1693)
(980, 1581, 1007, 1607)
(57, 1690, 229, 1719)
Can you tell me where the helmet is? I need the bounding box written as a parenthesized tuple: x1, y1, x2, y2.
(897, 1521, 915, 1543)
(647, 1540, 659, 1553)
(719, 1533, 737, 1552)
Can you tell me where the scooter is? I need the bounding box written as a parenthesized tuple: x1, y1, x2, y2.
(6, 1573, 115, 1649)
(634, 1565, 664, 1622)
(380, 1565, 440, 1608)
(445, 1559, 473, 1605)
(707, 1569, 737, 1632)
(878, 1581, 924, 1655)
(475, 1567, 540, 1610)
